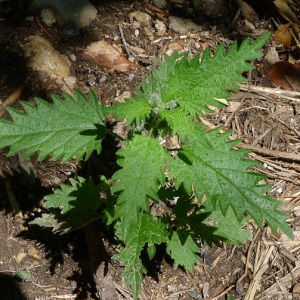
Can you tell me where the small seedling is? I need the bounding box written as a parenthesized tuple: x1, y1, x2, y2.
(0, 32, 293, 299)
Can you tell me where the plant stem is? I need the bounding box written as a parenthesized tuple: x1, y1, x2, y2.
(106, 130, 126, 141)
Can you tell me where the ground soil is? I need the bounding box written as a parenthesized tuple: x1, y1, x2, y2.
(1, 0, 300, 299)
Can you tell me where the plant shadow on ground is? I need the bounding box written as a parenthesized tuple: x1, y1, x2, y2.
(0, 274, 28, 300)
(0, 46, 28, 94)
(17, 223, 100, 299)
(0, 163, 97, 298)
(0, 125, 124, 299)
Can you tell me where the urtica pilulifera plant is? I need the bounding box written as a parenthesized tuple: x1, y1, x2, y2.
(0, 32, 293, 299)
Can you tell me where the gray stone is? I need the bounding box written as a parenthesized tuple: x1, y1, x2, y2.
(29, 0, 97, 37)
(40, 9, 56, 27)
(153, 0, 167, 9)
(169, 16, 201, 34)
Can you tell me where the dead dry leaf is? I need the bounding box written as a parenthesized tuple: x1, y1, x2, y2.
(275, 23, 293, 47)
(232, 0, 259, 23)
(268, 61, 300, 91)
(15, 250, 27, 264)
(274, 0, 298, 22)
(128, 11, 152, 26)
(275, 23, 299, 48)
(0, 86, 23, 118)
(28, 245, 41, 260)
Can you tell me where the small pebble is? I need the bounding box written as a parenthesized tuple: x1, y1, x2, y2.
(169, 16, 201, 34)
(87, 74, 97, 86)
(64, 76, 77, 89)
(99, 75, 107, 83)
(144, 27, 154, 41)
(293, 283, 300, 294)
(41, 9, 56, 26)
(128, 73, 135, 81)
(235, 280, 244, 294)
(188, 290, 202, 299)
(155, 19, 166, 35)
(67, 52, 76, 62)
(153, 0, 167, 8)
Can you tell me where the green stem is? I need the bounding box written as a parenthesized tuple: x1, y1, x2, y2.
(106, 130, 126, 141)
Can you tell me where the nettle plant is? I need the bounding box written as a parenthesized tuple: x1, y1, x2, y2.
(0, 32, 293, 298)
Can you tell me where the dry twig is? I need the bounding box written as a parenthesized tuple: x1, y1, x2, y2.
(210, 284, 235, 300)
(0, 86, 23, 117)
(238, 83, 300, 102)
(236, 143, 300, 162)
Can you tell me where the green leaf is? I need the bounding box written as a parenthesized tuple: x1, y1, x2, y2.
(105, 95, 152, 127)
(226, 293, 235, 300)
(16, 270, 32, 282)
(158, 185, 221, 247)
(109, 34, 270, 126)
(168, 127, 293, 240)
(29, 213, 62, 232)
(112, 134, 168, 237)
(147, 244, 156, 260)
(172, 194, 195, 227)
(166, 189, 245, 247)
(202, 206, 252, 245)
(133, 33, 270, 118)
(165, 33, 270, 116)
(166, 229, 200, 272)
(30, 177, 101, 233)
(161, 108, 201, 143)
(0, 89, 106, 162)
(113, 214, 168, 300)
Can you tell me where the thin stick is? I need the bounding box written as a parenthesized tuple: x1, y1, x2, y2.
(236, 143, 300, 162)
(118, 24, 133, 58)
(210, 284, 235, 300)
(238, 83, 300, 101)
(187, 270, 201, 292)
(0, 86, 23, 117)
(144, 2, 170, 16)
(36, 16, 51, 38)
(238, 229, 261, 283)
(49, 295, 76, 299)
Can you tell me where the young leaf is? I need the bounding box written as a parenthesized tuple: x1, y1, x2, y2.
(107, 33, 271, 141)
(104, 95, 152, 126)
(113, 214, 168, 300)
(168, 127, 293, 240)
(166, 229, 200, 272)
(29, 213, 62, 233)
(108, 34, 270, 124)
(30, 177, 101, 233)
(0, 90, 106, 162)
(161, 108, 203, 143)
(112, 134, 168, 237)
